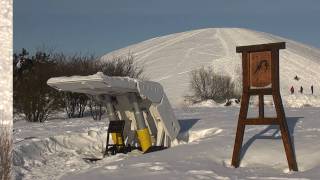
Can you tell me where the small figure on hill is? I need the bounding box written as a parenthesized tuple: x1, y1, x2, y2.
(300, 86, 303, 94)
(294, 75, 300, 81)
(311, 85, 314, 94)
(290, 86, 294, 94)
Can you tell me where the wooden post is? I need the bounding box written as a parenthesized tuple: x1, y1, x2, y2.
(231, 42, 298, 171)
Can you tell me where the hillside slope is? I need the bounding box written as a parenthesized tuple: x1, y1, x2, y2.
(101, 28, 320, 106)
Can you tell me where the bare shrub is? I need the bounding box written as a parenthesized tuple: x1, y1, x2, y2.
(0, 126, 12, 180)
(54, 54, 98, 118)
(13, 49, 63, 122)
(233, 64, 242, 96)
(88, 97, 105, 121)
(97, 54, 143, 79)
(63, 92, 88, 118)
(187, 66, 239, 104)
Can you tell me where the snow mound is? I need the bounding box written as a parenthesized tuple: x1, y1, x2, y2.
(102, 28, 320, 107)
(188, 128, 223, 143)
(173, 127, 223, 146)
(190, 99, 240, 108)
(190, 100, 220, 108)
(13, 130, 109, 179)
(189, 95, 320, 108)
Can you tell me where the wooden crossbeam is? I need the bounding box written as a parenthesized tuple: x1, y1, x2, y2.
(248, 88, 273, 95)
(243, 118, 279, 125)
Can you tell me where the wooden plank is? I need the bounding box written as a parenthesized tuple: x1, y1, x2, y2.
(236, 42, 285, 53)
(273, 93, 298, 171)
(231, 93, 249, 168)
(244, 118, 278, 125)
(248, 88, 273, 95)
(242, 52, 250, 93)
(259, 94, 264, 119)
(271, 49, 280, 93)
(249, 51, 272, 88)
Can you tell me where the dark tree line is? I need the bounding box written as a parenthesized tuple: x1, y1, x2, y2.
(13, 49, 143, 122)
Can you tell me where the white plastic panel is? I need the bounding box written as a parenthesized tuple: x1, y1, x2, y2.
(155, 94, 180, 139)
(137, 80, 164, 103)
(47, 72, 137, 95)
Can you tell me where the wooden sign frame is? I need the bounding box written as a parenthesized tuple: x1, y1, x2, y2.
(231, 42, 298, 171)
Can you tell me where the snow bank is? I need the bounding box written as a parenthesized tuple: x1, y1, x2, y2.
(173, 127, 223, 146)
(189, 95, 320, 108)
(284, 94, 320, 108)
(13, 129, 109, 179)
(14, 125, 222, 179)
(190, 99, 240, 108)
(14, 107, 320, 179)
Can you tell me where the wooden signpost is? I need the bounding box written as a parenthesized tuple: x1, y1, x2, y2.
(231, 42, 298, 171)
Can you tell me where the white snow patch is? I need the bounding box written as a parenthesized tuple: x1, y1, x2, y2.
(284, 94, 320, 108)
(189, 99, 240, 108)
(104, 165, 118, 170)
(188, 128, 223, 143)
(130, 162, 152, 167)
(191, 100, 220, 107)
(148, 165, 165, 171)
(188, 170, 230, 180)
(247, 177, 309, 180)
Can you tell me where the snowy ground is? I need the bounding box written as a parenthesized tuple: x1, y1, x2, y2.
(13, 107, 320, 180)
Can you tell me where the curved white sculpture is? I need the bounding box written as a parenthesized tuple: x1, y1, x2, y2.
(47, 72, 180, 151)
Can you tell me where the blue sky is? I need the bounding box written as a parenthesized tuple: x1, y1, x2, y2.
(14, 0, 320, 56)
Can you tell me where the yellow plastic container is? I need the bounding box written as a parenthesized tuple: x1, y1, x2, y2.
(137, 128, 152, 152)
(111, 133, 123, 145)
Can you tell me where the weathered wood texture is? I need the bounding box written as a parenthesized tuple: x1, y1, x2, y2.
(249, 51, 272, 88)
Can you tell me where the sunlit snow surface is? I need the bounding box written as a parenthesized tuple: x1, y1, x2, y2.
(13, 107, 320, 180)
(13, 28, 320, 179)
(101, 28, 320, 107)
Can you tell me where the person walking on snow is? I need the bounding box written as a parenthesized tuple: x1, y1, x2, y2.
(290, 86, 294, 94)
(300, 86, 303, 94)
(311, 85, 314, 94)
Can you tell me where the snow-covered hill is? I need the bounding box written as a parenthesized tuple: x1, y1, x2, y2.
(101, 28, 320, 107)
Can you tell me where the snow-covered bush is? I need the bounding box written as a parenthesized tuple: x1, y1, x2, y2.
(187, 66, 240, 104)
(0, 126, 12, 180)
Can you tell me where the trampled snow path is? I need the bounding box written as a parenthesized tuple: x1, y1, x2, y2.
(101, 28, 320, 107)
(13, 107, 320, 179)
